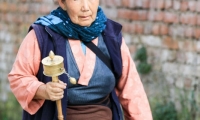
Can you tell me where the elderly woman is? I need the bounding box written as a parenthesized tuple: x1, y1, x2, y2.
(8, 0, 152, 120)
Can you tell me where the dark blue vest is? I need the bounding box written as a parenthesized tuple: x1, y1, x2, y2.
(23, 19, 123, 120)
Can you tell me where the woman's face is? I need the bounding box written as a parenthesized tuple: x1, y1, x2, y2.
(59, 0, 99, 26)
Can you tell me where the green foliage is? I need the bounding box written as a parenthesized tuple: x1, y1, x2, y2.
(152, 101, 178, 120)
(134, 47, 147, 62)
(137, 62, 151, 74)
(177, 88, 198, 120)
(150, 87, 200, 120)
(189, 89, 198, 119)
(0, 93, 22, 120)
(134, 46, 151, 74)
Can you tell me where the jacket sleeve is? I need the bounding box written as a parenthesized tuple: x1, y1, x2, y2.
(8, 30, 45, 115)
(115, 38, 153, 120)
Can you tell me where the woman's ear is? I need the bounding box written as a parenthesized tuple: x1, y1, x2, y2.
(57, 0, 67, 10)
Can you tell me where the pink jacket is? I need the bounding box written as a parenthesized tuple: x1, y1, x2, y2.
(8, 30, 152, 120)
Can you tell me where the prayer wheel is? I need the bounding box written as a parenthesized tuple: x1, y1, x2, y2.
(42, 50, 64, 120)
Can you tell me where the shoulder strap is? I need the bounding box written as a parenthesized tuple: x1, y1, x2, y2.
(83, 41, 114, 73)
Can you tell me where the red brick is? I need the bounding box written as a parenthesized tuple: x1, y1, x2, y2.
(119, 10, 147, 21)
(165, 0, 173, 9)
(163, 37, 179, 50)
(156, 0, 165, 10)
(160, 24, 169, 35)
(135, 24, 144, 34)
(188, 14, 197, 26)
(117, 9, 132, 20)
(142, 0, 150, 9)
(196, 15, 200, 26)
(129, 23, 136, 34)
(130, 11, 139, 20)
(122, 0, 134, 8)
(154, 11, 164, 21)
(138, 10, 148, 20)
(194, 28, 200, 39)
(181, 1, 188, 11)
(122, 23, 136, 34)
(152, 24, 160, 35)
(0, 2, 8, 12)
(122, 22, 131, 33)
(121, 0, 128, 7)
(164, 12, 179, 24)
(9, 3, 17, 13)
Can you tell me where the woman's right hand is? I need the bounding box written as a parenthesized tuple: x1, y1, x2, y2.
(45, 80, 67, 101)
(34, 80, 67, 101)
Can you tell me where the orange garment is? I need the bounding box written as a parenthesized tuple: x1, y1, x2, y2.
(8, 30, 152, 120)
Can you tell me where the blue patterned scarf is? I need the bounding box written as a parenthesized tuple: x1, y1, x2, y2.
(34, 7, 107, 42)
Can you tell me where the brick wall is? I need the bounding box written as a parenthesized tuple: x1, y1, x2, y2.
(101, 0, 200, 98)
(0, 0, 200, 116)
(0, 0, 57, 101)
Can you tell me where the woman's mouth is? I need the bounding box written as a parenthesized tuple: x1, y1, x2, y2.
(79, 16, 90, 20)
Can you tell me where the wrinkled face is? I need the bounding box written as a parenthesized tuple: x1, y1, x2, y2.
(59, 0, 99, 26)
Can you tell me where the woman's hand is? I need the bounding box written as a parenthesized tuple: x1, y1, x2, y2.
(45, 80, 67, 101)
(34, 80, 67, 101)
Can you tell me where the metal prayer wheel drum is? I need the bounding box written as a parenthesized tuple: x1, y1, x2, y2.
(42, 51, 65, 77)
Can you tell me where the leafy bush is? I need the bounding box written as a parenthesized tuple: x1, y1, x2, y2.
(0, 93, 22, 120)
(152, 101, 178, 120)
(134, 46, 151, 74)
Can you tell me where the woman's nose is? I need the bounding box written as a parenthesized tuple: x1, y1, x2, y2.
(81, 0, 89, 12)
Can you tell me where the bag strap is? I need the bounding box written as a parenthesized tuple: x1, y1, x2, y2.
(83, 41, 114, 72)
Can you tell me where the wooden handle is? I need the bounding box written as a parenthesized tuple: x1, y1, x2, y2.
(56, 100, 64, 120)
(52, 77, 64, 120)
